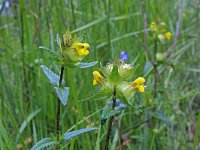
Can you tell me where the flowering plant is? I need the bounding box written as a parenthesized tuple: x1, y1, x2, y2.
(150, 21, 172, 42)
(93, 60, 145, 149)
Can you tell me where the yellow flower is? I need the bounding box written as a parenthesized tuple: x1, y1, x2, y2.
(93, 71, 104, 85)
(75, 43, 90, 56)
(132, 77, 145, 92)
(165, 32, 171, 40)
(150, 22, 156, 30)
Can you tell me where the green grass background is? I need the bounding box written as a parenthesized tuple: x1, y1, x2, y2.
(0, 0, 200, 149)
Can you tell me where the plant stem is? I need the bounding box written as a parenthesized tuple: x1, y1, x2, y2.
(153, 39, 158, 98)
(104, 86, 116, 150)
(56, 65, 65, 150)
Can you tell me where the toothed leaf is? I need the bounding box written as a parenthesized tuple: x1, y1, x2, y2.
(41, 65, 65, 87)
(54, 87, 70, 105)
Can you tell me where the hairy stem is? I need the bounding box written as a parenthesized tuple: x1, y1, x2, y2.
(56, 65, 65, 150)
(104, 86, 116, 150)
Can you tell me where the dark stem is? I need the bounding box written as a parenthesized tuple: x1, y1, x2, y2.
(104, 86, 116, 150)
(56, 65, 65, 150)
(153, 39, 158, 98)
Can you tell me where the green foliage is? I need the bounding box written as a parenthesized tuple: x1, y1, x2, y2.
(78, 61, 98, 68)
(101, 106, 122, 125)
(54, 87, 70, 105)
(39, 46, 62, 63)
(31, 138, 58, 150)
(108, 65, 121, 85)
(40, 65, 64, 87)
(63, 128, 98, 141)
(16, 109, 41, 143)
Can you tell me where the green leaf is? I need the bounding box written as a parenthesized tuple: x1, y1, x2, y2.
(16, 109, 41, 143)
(144, 61, 153, 74)
(41, 65, 65, 87)
(31, 138, 58, 150)
(39, 46, 62, 62)
(109, 65, 120, 84)
(78, 61, 98, 68)
(54, 87, 70, 105)
(101, 106, 122, 125)
(117, 90, 142, 112)
(63, 128, 98, 141)
(78, 92, 109, 103)
(56, 34, 62, 49)
(101, 106, 110, 125)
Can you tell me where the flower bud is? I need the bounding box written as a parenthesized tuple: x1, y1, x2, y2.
(150, 22, 156, 30)
(103, 63, 113, 77)
(157, 34, 165, 42)
(165, 32, 171, 40)
(118, 64, 134, 80)
(153, 128, 159, 134)
(62, 32, 73, 47)
(156, 53, 164, 61)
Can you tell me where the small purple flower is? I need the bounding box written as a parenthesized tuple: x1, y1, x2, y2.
(120, 51, 128, 61)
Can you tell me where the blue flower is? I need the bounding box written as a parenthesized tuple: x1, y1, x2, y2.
(120, 51, 128, 61)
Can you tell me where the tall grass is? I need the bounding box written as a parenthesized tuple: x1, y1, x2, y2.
(0, 0, 199, 149)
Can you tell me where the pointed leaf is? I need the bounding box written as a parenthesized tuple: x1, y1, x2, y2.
(56, 34, 62, 49)
(78, 61, 98, 68)
(109, 65, 121, 84)
(39, 46, 62, 62)
(41, 65, 65, 87)
(117, 90, 142, 112)
(54, 87, 70, 105)
(31, 138, 58, 150)
(144, 61, 153, 74)
(63, 128, 98, 141)
(101, 106, 110, 125)
(16, 109, 41, 142)
(101, 106, 122, 125)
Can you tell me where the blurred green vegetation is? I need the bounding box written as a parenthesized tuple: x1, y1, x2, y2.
(0, 0, 200, 149)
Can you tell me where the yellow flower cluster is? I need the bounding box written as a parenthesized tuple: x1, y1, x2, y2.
(150, 21, 172, 41)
